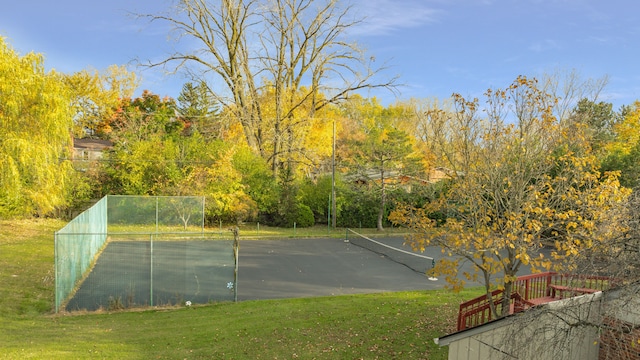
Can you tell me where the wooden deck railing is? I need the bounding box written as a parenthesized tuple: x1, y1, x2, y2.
(456, 272, 616, 331)
(513, 272, 554, 301)
(456, 289, 532, 331)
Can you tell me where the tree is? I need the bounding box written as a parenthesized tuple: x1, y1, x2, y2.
(181, 143, 259, 224)
(406, 97, 456, 164)
(95, 91, 183, 196)
(64, 65, 139, 138)
(577, 185, 640, 281)
(298, 174, 339, 224)
(390, 76, 629, 319)
(90, 87, 267, 224)
(273, 164, 302, 227)
(358, 127, 421, 231)
(568, 98, 617, 156)
(232, 145, 279, 217)
(601, 101, 640, 188)
(0, 37, 75, 217)
(540, 68, 608, 123)
(105, 90, 181, 144)
(344, 97, 426, 231)
(106, 135, 182, 195)
(177, 81, 223, 139)
(144, 0, 396, 174)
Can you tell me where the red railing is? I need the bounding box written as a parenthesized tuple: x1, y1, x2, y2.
(456, 289, 532, 331)
(550, 273, 613, 291)
(513, 272, 554, 301)
(457, 272, 616, 331)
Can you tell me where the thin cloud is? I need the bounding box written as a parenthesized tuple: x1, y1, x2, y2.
(528, 39, 561, 53)
(349, 0, 443, 36)
(586, 36, 612, 44)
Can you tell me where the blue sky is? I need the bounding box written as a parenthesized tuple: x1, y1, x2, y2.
(1, 0, 638, 110)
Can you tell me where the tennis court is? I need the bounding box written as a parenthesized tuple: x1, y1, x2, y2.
(65, 240, 236, 311)
(64, 230, 545, 310)
(239, 233, 546, 300)
(237, 235, 445, 301)
(58, 196, 460, 311)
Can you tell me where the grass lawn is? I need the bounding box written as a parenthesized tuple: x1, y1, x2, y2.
(0, 219, 482, 359)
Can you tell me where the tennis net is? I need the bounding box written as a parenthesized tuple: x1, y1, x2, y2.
(345, 229, 434, 275)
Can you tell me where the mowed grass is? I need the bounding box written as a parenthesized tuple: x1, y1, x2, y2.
(0, 219, 482, 359)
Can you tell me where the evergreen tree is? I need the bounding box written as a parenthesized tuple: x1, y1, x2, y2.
(177, 81, 222, 139)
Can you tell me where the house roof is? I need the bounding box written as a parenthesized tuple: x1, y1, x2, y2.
(434, 313, 516, 347)
(602, 281, 640, 325)
(435, 291, 604, 347)
(73, 138, 113, 150)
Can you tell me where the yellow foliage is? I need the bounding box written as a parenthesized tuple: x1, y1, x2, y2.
(226, 122, 247, 145)
(0, 37, 74, 217)
(390, 76, 630, 308)
(607, 100, 640, 155)
(65, 65, 138, 138)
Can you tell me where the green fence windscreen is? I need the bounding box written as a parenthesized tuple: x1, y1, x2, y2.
(55, 195, 237, 312)
(54, 196, 108, 312)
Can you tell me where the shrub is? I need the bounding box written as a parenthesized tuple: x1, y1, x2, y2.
(295, 204, 315, 228)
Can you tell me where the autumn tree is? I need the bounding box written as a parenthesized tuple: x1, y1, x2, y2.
(144, 0, 396, 175)
(601, 101, 640, 188)
(343, 97, 426, 231)
(0, 37, 75, 217)
(176, 141, 259, 224)
(576, 183, 640, 282)
(64, 65, 139, 138)
(105, 90, 181, 144)
(404, 97, 456, 164)
(390, 76, 629, 319)
(93, 90, 262, 223)
(95, 91, 182, 195)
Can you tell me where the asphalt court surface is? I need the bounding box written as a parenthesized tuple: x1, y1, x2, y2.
(239, 236, 462, 300)
(66, 235, 543, 310)
(237, 235, 544, 300)
(66, 241, 238, 311)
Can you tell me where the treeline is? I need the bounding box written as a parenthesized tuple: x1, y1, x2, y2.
(1, 36, 639, 232)
(66, 84, 433, 229)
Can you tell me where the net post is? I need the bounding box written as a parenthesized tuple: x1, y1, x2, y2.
(202, 196, 205, 236)
(428, 258, 438, 281)
(155, 196, 159, 235)
(150, 233, 154, 307)
(232, 227, 239, 302)
(327, 196, 331, 235)
(54, 231, 59, 313)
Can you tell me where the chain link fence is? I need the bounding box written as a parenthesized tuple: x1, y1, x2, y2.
(55, 195, 238, 312)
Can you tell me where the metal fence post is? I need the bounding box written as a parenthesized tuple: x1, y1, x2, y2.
(150, 233, 154, 307)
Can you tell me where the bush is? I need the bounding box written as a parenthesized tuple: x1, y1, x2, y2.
(295, 204, 315, 227)
(298, 176, 330, 223)
(337, 185, 381, 228)
(273, 203, 315, 228)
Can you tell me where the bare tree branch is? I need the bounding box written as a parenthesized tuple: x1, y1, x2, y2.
(139, 0, 397, 174)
